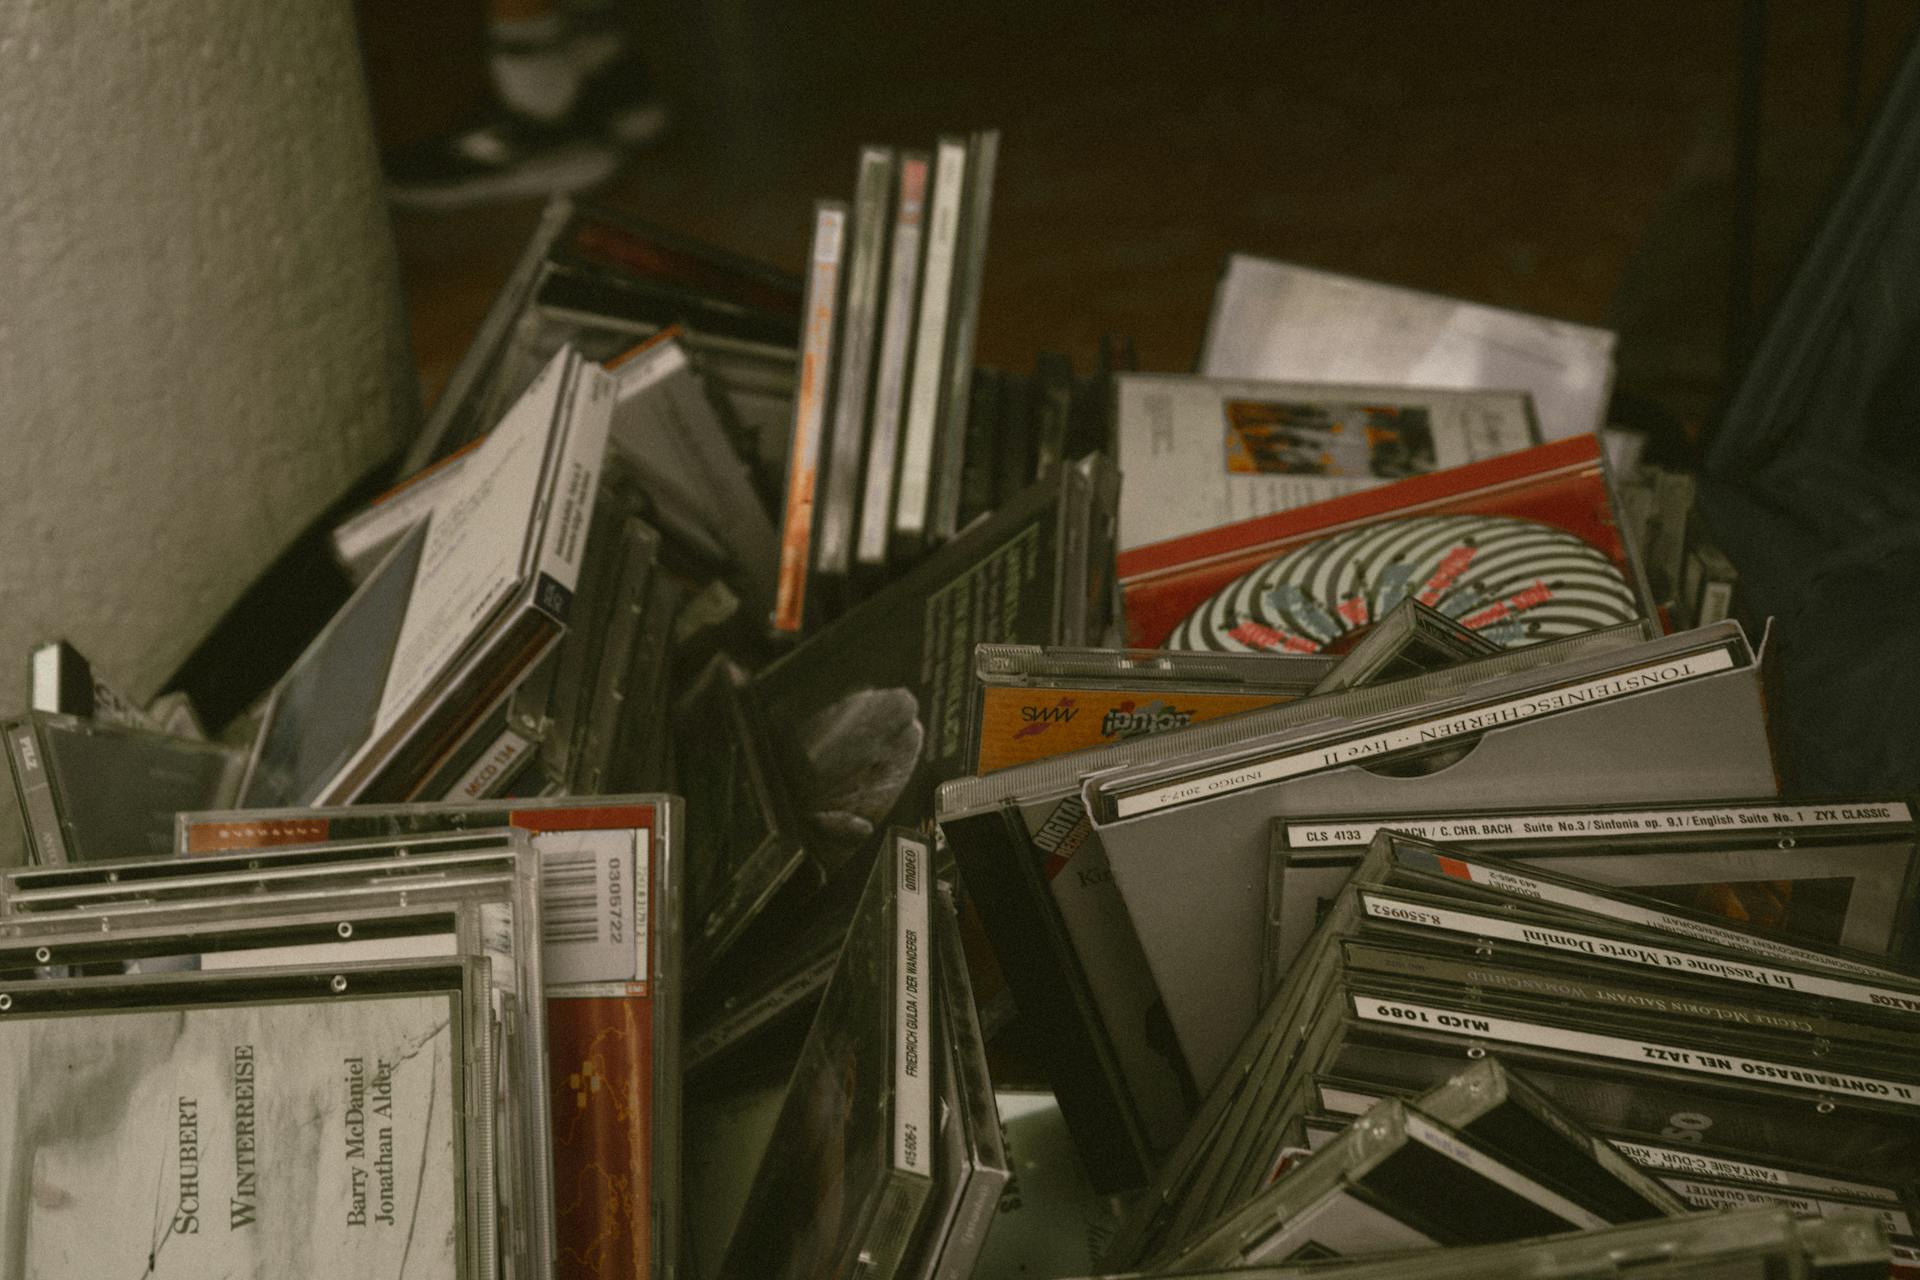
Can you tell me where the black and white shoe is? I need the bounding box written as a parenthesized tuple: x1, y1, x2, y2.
(384, 107, 623, 210)
(384, 14, 669, 211)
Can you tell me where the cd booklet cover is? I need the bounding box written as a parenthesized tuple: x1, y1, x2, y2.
(3, 991, 464, 1277)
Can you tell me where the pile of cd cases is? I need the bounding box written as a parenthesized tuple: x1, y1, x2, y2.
(0, 793, 681, 1280)
(1096, 824, 1920, 1273)
(0, 827, 551, 1278)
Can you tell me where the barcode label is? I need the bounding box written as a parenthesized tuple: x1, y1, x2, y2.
(534, 827, 640, 986)
(545, 855, 601, 943)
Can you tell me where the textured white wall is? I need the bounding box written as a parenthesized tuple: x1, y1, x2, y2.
(0, 0, 417, 718)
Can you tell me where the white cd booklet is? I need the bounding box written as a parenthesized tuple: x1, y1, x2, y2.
(3, 987, 469, 1278)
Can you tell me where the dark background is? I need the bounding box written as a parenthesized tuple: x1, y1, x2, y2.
(359, 0, 1918, 442)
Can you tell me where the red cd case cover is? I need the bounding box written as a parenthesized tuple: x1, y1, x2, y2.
(1117, 434, 1657, 651)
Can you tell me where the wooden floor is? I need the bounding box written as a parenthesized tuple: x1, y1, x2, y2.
(376, 1, 1916, 447)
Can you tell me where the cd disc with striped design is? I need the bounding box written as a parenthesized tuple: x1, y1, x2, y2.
(1166, 514, 1639, 653)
